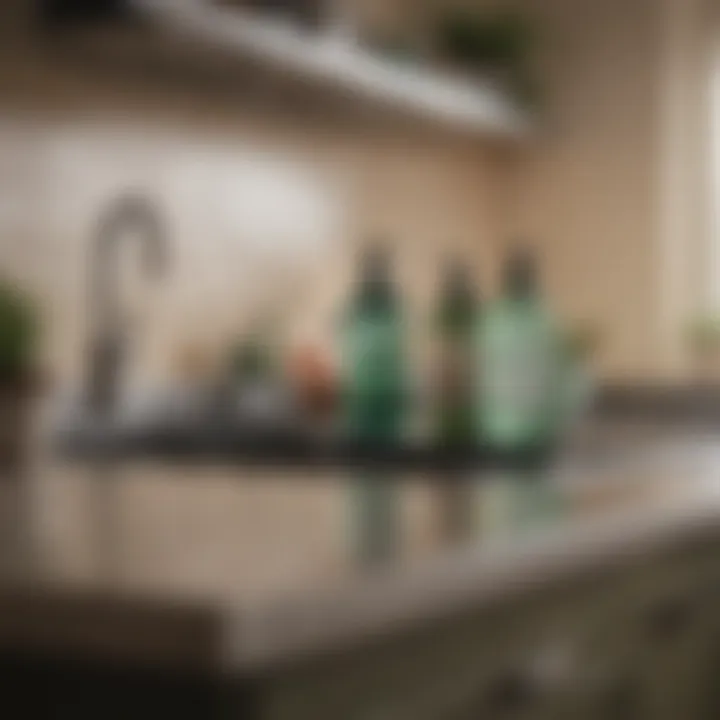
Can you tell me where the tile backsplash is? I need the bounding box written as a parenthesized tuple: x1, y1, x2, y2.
(0, 114, 500, 392)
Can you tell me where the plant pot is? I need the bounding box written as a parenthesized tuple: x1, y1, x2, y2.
(0, 374, 35, 475)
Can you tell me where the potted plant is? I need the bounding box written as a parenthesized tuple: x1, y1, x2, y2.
(230, 335, 274, 384)
(227, 327, 293, 428)
(563, 322, 603, 366)
(558, 322, 602, 434)
(0, 280, 39, 472)
(435, 8, 537, 106)
(687, 314, 720, 383)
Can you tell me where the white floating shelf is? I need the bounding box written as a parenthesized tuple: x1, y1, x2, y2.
(133, 0, 532, 139)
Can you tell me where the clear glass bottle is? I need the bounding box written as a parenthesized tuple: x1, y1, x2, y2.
(478, 248, 563, 455)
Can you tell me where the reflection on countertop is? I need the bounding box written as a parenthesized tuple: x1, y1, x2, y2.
(6, 422, 720, 613)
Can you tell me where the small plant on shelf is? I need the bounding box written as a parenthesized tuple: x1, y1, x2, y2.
(435, 8, 537, 106)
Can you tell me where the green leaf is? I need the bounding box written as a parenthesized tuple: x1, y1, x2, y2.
(0, 280, 38, 379)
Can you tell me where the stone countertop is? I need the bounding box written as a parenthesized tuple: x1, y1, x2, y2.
(3, 425, 720, 676)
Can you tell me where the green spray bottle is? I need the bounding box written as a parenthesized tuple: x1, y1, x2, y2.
(434, 261, 478, 540)
(342, 246, 406, 565)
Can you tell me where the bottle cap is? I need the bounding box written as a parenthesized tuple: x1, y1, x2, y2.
(504, 247, 537, 299)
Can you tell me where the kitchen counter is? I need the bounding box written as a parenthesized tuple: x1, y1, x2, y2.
(4, 422, 720, 717)
(5, 422, 720, 659)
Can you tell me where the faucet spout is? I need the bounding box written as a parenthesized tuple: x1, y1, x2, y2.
(85, 194, 168, 417)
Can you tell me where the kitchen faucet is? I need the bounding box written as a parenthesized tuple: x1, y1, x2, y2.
(85, 194, 168, 417)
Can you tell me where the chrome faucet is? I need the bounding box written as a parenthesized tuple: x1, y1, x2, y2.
(85, 194, 167, 417)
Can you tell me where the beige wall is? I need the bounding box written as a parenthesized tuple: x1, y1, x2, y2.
(509, 0, 719, 381)
(4, 0, 718, 386)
